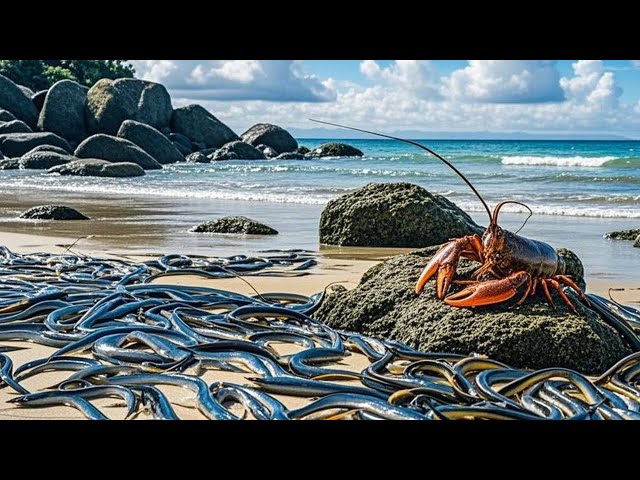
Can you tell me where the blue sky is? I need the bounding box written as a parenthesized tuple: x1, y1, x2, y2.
(129, 60, 640, 138)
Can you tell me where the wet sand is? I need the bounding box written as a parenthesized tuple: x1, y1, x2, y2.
(0, 187, 638, 286)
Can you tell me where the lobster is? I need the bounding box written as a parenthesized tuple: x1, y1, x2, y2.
(310, 119, 588, 313)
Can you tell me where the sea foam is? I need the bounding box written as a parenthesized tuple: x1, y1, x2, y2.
(501, 155, 617, 167)
(459, 202, 640, 219)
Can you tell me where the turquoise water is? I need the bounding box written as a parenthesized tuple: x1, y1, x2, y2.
(3, 138, 639, 218)
(0, 139, 638, 285)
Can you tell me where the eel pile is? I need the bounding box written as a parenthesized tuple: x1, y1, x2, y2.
(0, 245, 639, 420)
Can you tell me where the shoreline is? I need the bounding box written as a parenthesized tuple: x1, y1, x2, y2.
(0, 186, 638, 288)
(1, 230, 637, 304)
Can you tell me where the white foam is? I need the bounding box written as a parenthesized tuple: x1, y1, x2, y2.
(0, 179, 335, 205)
(459, 202, 640, 219)
(501, 155, 616, 167)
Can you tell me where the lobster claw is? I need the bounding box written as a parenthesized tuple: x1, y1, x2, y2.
(415, 244, 459, 298)
(444, 271, 530, 308)
(415, 235, 484, 298)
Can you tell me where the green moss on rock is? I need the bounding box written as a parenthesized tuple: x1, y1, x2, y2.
(319, 182, 483, 247)
(316, 249, 631, 374)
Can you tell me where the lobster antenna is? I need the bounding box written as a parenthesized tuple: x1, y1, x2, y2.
(492, 200, 533, 233)
(309, 119, 493, 222)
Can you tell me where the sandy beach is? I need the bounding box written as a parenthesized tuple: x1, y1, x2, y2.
(0, 228, 637, 420)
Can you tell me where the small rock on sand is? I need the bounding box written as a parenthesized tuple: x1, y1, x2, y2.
(191, 216, 278, 235)
(19, 205, 89, 221)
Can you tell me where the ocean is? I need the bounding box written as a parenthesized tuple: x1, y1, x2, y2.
(3, 138, 639, 218)
(0, 138, 638, 286)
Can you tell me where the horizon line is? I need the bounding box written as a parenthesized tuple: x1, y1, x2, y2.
(293, 136, 639, 141)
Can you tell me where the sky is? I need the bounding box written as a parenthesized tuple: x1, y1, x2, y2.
(128, 60, 640, 139)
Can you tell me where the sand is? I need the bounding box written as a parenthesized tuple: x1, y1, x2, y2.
(0, 230, 637, 420)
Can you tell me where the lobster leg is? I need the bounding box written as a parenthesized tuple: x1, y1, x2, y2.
(415, 235, 483, 297)
(530, 277, 538, 297)
(444, 271, 530, 308)
(536, 276, 583, 313)
(548, 278, 578, 314)
(540, 279, 555, 307)
(515, 276, 534, 306)
(556, 275, 589, 304)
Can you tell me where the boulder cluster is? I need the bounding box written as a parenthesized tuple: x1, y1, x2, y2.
(0, 75, 363, 178)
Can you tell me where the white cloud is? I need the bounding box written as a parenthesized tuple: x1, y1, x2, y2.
(359, 60, 442, 98)
(130, 60, 640, 137)
(129, 60, 336, 102)
(560, 60, 621, 109)
(446, 60, 564, 103)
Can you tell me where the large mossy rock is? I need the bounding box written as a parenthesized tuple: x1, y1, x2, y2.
(209, 141, 266, 161)
(241, 123, 298, 154)
(170, 105, 238, 149)
(316, 249, 630, 374)
(0, 132, 72, 157)
(117, 120, 183, 164)
(191, 216, 278, 235)
(38, 80, 88, 145)
(19, 205, 89, 220)
(85, 78, 173, 135)
(0, 74, 39, 128)
(320, 182, 483, 247)
(74, 134, 162, 170)
(635, 236, 640, 248)
(49, 159, 145, 178)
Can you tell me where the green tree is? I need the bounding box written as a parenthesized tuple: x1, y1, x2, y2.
(0, 60, 136, 92)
